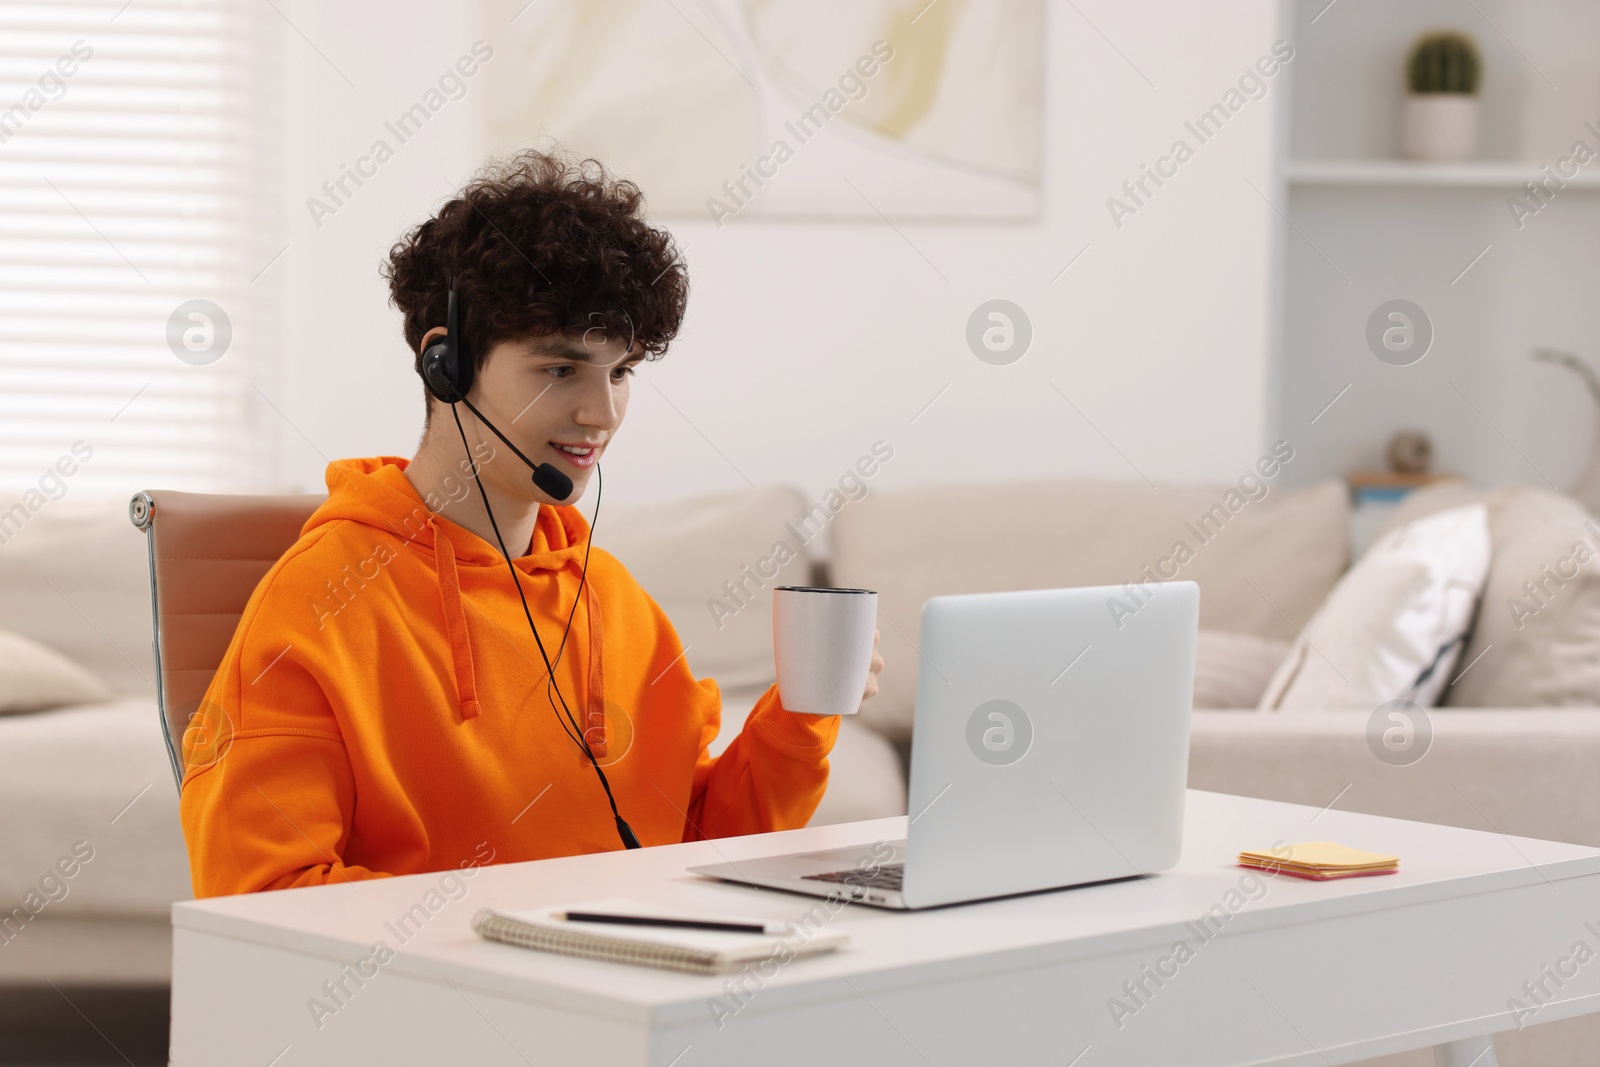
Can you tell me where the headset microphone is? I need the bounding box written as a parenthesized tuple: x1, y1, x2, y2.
(452, 393, 574, 501)
(418, 277, 639, 851)
(531, 459, 573, 500)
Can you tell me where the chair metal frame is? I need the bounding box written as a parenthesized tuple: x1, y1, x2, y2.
(129, 490, 183, 791)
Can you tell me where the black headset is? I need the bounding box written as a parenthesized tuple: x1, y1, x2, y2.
(419, 278, 640, 850)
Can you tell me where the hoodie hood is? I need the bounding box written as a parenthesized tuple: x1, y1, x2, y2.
(308, 455, 591, 571)
(304, 456, 601, 727)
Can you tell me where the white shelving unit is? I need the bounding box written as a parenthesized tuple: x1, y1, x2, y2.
(1288, 159, 1600, 189)
(1271, 0, 1600, 495)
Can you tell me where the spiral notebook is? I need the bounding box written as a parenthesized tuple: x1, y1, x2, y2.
(472, 899, 849, 975)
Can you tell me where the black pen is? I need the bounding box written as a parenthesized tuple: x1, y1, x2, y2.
(553, 910, 792, 935)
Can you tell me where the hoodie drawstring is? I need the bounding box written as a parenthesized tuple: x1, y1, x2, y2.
(583, 576, 606, 757)
(429, 519, 482, 721)
(426, 515, 606, 749)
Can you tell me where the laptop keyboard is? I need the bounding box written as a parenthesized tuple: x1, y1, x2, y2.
(801, 863, 904, 891)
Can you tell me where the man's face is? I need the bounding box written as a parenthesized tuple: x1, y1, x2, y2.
(423, 327, 643, 506)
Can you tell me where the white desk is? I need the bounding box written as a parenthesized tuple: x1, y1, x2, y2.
(171, 791, 1600, 1066)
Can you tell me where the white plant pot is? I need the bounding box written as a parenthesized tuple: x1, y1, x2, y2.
(1400, 94, 1479, 161)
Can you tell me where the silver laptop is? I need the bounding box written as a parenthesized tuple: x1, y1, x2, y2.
(689, 582, 1198, 909)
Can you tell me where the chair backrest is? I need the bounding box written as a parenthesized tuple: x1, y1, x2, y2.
(130, 490, 323, 791)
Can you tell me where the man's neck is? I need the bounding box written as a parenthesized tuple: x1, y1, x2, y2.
(403, 436, 539, 559)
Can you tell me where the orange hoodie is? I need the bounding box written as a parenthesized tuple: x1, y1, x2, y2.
(178, 456, 840, 898)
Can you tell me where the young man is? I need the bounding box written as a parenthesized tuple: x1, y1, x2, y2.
(178, 150, 883, 897)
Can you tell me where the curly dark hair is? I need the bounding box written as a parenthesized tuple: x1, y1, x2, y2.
(382, 148, 689, 412)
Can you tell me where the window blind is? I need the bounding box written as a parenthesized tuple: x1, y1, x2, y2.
(0, 0, 283, 498)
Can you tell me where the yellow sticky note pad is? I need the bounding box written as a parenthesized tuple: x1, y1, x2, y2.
(1240, 841, 1399, 870)
(1279, 842, 1397, 868)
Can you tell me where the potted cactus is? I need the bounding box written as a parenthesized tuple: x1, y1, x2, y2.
(1401, 31, 1482, 161)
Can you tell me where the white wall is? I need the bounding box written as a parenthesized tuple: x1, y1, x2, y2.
(275, 1, 490, 489)
(276, 1, 1287, 523)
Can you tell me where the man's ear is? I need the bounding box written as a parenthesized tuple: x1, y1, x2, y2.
(419, 327, 448, 355)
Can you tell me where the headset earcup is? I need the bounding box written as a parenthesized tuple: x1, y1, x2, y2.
(421, 342, 458, 403)
(419, 283, 469, 404)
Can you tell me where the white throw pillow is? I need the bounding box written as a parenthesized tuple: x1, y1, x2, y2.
(0, 629, 115, 714)
(1193, 630, 1291, 708)
(1259, 504, 1490, 710)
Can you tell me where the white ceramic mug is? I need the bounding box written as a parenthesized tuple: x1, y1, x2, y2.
(772, 585, 878, 716)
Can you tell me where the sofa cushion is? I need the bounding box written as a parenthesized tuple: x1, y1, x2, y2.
(1188, 708, 1600, 846)
(1259, 504, 1490, 709)
(1444, 487, 1600, 707)
(0, 497, 154, 697)
(1193, 630, 1289, 708)
(0, 698, 191, 917)
(601, 486, 815, 691)
(0, 630, 114, 714)
(830, 479, 1349, 740)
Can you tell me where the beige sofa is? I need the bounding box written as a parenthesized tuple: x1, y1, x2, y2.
(3, 477, 1598, 1066)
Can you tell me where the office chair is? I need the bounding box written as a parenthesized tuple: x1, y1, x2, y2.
(129, 490, 323, 792)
